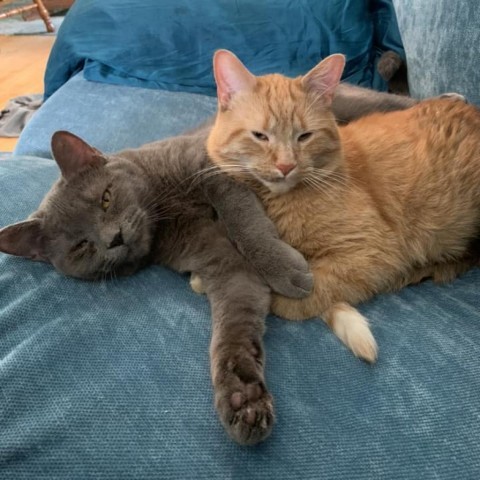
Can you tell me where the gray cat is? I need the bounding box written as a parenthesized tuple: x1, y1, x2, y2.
(0, 85, 423, 445)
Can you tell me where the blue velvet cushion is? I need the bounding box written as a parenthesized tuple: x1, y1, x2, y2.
(1, 157, 480, 478)
(393, 0, 480, 105)
(16, 73, 217, 158)
(45, 0, 405, 99)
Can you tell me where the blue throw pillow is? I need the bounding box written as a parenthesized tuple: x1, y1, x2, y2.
(45, 0, 405, 99)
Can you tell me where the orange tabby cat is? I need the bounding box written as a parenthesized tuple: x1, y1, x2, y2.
(206, 50, 480, 363)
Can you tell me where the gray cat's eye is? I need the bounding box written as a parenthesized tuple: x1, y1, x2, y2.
(297, 132, 313, 142)
(101, 188, 111, 211)
(251, 131, 269, 142)
(72, 239, 88, 252)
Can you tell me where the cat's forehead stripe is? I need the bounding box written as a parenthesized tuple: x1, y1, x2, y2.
(257, 76, 307, 131)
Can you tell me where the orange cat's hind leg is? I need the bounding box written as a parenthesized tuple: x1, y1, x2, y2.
(190, 273, 206, 294)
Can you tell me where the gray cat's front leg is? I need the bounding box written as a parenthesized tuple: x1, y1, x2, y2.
(167, 219, 274, 445)
(333, 83, 466, 124)
(332, 83, 417, 123)
(202, 174, 313, 298)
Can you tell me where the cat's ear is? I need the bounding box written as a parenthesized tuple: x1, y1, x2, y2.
(213, 49, 257, 109)
(0, 219, 48, 262)
(51, 131, 106, 181)
(302, 54, 346, 106)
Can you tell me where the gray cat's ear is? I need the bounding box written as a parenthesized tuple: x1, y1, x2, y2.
(0, 219, 48, 262)
(51, 131, 106, 181)
(302, 54, 346, 106)
(213, 49, 257, 109)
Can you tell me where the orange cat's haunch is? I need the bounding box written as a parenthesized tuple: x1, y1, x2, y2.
(207, 50, 480, 363)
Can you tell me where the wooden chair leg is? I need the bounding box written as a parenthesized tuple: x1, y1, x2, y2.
(33, 0, 55, 32)
(0, 4, 37, 21)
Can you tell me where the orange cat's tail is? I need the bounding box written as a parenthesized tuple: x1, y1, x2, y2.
(272, 295, 377, 363)
(324, 303, 378, 363)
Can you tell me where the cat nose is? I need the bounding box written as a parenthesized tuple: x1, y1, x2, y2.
(108, 230, 124, 249)
(276, 163, 296, 176)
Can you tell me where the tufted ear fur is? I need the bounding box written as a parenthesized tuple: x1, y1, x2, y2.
(213, 49, 257, 109)
(302, 54, 346, 106)
(0, 219, 48, 261)
(51, 130, 106, 181)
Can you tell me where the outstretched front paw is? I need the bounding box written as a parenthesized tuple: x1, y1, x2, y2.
(255, 240, 313, 299)
(214, 342, 274, 445)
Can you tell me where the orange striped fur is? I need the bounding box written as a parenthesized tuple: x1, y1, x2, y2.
(207, 51, 480, 362)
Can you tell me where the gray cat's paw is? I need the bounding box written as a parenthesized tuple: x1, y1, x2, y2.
(257, 240, 313, 299)
(438, 92, 467, 103)
(221, 381, 274, 446)
(215, 342, 274, 445)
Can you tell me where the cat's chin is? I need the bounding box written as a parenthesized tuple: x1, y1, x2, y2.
(261, 179, 298, 195)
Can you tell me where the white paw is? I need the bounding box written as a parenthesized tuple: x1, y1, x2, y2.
(439, 92, 467, 103)
(190, 274, 205, 294)
(330, 304, 378, 363)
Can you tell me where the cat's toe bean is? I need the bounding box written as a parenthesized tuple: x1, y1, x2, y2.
(246, 382, 263, 401)
(230, 392, 245, 410)
(215, 348, 274, 445)
(225, 386, 274, 445)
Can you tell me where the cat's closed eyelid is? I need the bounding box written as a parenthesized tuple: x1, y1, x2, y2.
(297, 132, 313, 142)
(251, 131, 269, 142)
(70, 239, 88, 253)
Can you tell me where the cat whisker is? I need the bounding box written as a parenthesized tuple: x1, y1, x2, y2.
(310, 168, 350, 187)
(174, 163, 234, 191)
(303, 177, 337, 203)
(145, 214, 176, 222)
(310, 169, 362, 197)
(110, 261, 122, 288)
(305, 170, 349, 200)
(146, 203, 179, 216)
(192, 166, 248, 183)
(181, 165, 221, 187)
(306, 173, 342, 195)
(143, 186, 182, 212)
(186, 169, 249, 191)
(143, 189, 188, 218)
(187, 163, 248, 188)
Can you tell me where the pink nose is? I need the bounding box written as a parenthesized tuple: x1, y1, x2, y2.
(276, 163, 296, 176)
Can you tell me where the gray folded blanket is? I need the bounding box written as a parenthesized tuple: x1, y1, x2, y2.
(0, 94, 43, 138)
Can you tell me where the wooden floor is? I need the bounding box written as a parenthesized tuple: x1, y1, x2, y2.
(0, 34, 55, 151)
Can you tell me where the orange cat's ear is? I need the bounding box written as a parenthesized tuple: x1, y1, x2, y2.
(302, 54, 346, 106)
(213, 49, 257, 109)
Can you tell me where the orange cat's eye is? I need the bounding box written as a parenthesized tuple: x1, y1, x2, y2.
(297, 132, 313, 142)
(251, 131, 269, 142)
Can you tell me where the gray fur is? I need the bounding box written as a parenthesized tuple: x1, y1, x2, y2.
(332, 83, 416, 123)
(0, 126, 310, 445)
(0, 84, 420, 444)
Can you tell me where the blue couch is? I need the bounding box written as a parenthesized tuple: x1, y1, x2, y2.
(1, 1, 479, 478)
